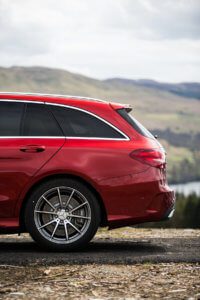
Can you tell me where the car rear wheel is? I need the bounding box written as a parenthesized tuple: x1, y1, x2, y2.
(25, 178, 100, 251)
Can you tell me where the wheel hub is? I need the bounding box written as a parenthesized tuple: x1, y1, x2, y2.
(57, 209, 69, 221)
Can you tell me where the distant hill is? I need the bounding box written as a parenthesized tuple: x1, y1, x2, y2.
(104, 78, 200, 100)
(0, 66, 200, 134)
(1, 66, 200, 99)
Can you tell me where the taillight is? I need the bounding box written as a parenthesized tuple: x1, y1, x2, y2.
(130, 148, 166, 168)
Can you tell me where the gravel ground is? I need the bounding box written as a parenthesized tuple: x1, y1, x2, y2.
(0, 228, 199, 265)
(0, 228, 200, 299)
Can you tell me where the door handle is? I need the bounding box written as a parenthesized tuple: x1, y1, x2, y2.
(20, 145, 46, 153)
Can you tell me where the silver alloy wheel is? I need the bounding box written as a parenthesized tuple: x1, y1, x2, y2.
(34, 186, 91, 244)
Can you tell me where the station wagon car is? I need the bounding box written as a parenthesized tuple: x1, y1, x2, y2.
(0, 93, 175, 250)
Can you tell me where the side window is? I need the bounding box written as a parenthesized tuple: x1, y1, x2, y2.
(49, 105, 125, 139)
(23, 103, 63, 136)
(0, 102, 24, 136)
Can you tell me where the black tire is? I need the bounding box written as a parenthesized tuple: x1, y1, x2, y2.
(24, 178, 101, 251)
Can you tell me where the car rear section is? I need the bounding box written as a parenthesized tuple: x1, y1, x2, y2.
(103, 103, 175, 228)
(30, 96, 175, 230)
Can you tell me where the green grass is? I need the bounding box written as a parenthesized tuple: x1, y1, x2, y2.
(161, 140, 194, 163)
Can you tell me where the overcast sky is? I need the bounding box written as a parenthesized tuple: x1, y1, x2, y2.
(0, 0, 200, 82)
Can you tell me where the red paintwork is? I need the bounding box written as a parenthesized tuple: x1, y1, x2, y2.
(0, 138, 64, 218)
(0, 93, 175, 232)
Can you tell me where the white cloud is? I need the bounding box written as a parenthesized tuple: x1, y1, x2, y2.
(0, 0, 199, 82)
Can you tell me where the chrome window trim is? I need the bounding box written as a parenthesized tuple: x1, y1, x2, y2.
(0, 99, 43, 104)
(0, 136, 65, 139)
(0, 136, 126, 141)
(0, 99, 130, 141)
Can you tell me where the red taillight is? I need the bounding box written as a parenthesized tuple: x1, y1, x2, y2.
(130, 148, 166, 168)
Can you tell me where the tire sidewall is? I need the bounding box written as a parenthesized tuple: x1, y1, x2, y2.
(25, 178, 100, 251)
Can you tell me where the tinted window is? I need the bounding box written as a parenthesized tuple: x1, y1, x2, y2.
(23, 103, 63, 136)
(0, 102, 24, 136)
(117, 108, 155, 139)
(50, 105, 125, 139)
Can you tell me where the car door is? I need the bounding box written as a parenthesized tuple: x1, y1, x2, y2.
(0, 100, 65, 218)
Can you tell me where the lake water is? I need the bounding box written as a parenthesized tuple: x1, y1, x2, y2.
(170, 181, 200, 196)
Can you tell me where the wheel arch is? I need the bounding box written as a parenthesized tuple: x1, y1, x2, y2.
(19, 173, 108, 231)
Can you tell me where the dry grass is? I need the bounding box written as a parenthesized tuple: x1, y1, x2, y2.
(0, 263, 200, 299)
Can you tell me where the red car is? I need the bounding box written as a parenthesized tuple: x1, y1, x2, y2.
(0, 92, 175, 250)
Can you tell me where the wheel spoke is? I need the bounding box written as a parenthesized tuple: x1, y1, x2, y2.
(65, 189, 75, 208)
(67, 220, 81, 233)
(38, 219, 57, 230)
(35, 186, 91, 244)
(57, 187, 63, 208)
(68, 214, 90, 220)
(64, 221, 69, 240)
(35, 210, 57, 215)
(42, 196, 56, 211)
(70, 202, 88, 213)
(51, 219, 60, 239)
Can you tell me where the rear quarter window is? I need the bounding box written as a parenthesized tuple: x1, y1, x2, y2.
(117, 108, 155, 139)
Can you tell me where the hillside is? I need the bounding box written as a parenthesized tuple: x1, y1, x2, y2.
(0, 66, 200, 134)
(104, 78, 200, 100)
(0, 66, 200, 183)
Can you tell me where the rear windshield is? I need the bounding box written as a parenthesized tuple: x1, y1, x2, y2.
(117, 108, 155, 139)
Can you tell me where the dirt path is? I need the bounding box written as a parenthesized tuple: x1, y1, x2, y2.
(0, 228, 199, 265)
(0, 229, 200, 299)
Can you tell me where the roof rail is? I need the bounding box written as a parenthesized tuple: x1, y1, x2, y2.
(0, 92, 108, 103)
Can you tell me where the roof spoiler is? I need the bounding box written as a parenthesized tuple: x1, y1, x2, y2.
(109, 102, 132, 113)
(124, 105, 132, 113)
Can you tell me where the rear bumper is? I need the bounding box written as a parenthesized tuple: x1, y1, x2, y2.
(146, 189, 176, 220)
(162, 205, 175, 220)
(108, 187, 176, 229)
